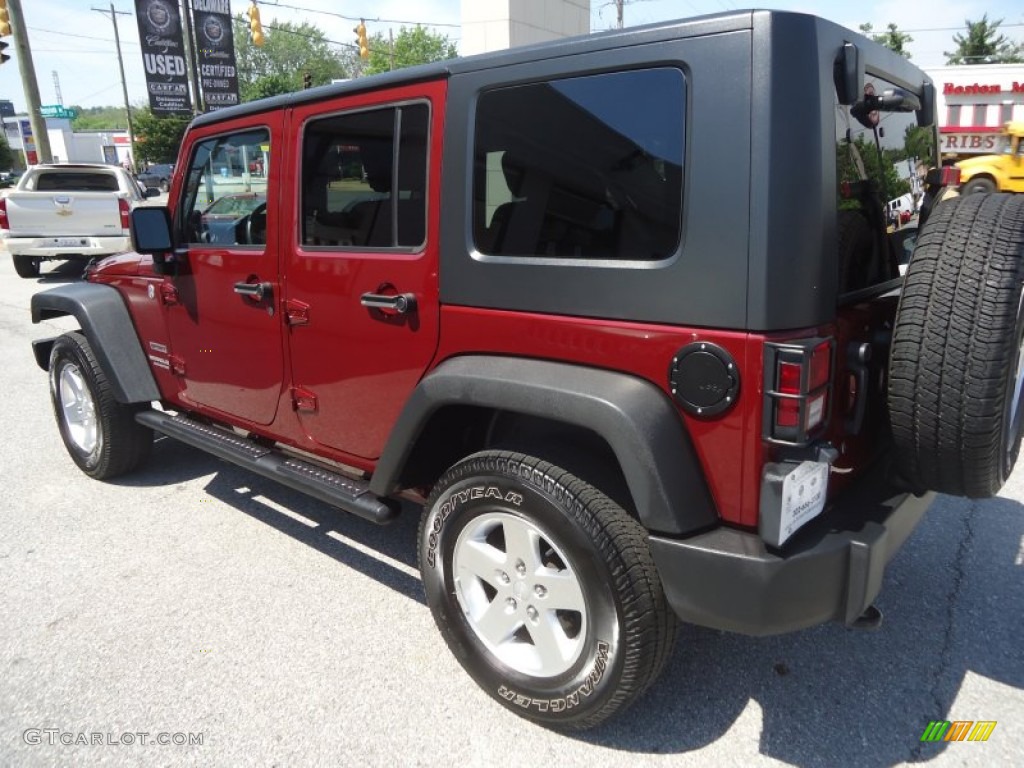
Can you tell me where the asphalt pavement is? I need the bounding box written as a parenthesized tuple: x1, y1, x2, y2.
(0, 253, 1021, 767)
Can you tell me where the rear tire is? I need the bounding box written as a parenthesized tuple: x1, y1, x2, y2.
(49, 332, 153, 480)
(13, 254, 40, 278)
(419, 450, 676, 729)
(889, 194, 1024, 497)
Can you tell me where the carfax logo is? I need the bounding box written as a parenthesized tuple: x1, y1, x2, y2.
(919, 720, 997, 742)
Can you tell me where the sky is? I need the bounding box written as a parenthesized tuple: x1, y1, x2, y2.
(2, 0, 1023, 115)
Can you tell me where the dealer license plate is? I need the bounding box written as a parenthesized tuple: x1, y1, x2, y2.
(778, 460, 829, 545)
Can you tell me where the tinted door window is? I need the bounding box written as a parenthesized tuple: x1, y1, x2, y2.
(472, 68, 685, 261)
(301, 103, 428, 249)
(179, 128, 270, 246)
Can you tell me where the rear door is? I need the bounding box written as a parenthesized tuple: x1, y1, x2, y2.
(283, 81, 444, 460)
(162, 116, 283, 425)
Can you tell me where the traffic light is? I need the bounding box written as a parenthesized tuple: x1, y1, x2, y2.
(0, 0, 11, 41)
(302, 71, 311, 90)
(355, 20, 369, 61)
(248, 0, 264, 47)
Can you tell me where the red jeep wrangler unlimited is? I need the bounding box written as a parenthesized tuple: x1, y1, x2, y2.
(30, 11, 1024, 728)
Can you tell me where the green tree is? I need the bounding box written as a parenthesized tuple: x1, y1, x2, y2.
(945, 15, 1024, 64)
(364, 25, 457, 76)
(903, 125, 935, 165)
(232, 16, 349, 101)
(133, 108, 190, 165)
(72, 105, 133, 131)
(859, 23, 913, 59)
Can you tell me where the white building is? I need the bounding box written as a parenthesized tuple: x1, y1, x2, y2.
(461, 0, 590, 56)
(926, 64, 1024, 159)
(3, 116, 132, 169)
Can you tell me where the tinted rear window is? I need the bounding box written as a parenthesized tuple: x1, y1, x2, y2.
(34, 172, 120, 192)
(835, 75, 934, 294)
(472, 68, 685, 261)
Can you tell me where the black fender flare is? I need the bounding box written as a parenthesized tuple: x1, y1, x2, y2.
(31, 283, 160, 404)
(371, 355, 718, 535)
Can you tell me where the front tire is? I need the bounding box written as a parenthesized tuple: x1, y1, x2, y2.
(13, 254, 40, 278)
(418, 451, 676, 729)
(49, 332, 153, 479)
(962, 177, 996, 195)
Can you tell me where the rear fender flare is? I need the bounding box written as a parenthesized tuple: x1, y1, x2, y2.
(371, 356, 718, 535)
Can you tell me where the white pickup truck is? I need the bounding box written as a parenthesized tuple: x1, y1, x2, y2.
(0, 163, 158, 278)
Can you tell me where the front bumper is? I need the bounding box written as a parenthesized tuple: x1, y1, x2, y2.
(648, 469, 934, 636)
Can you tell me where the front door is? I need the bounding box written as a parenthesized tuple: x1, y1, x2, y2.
(284, 82, 444, 459)
(163, 117, 283, 425)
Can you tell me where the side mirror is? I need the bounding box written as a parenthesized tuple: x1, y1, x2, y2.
(874, 87, 921, 112)
(131, 206, 173, 259)
(851, 87, 922, 129)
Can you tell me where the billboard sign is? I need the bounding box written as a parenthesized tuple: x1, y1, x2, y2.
(192, 0, 241, 110)
(135, 0, 193, 115)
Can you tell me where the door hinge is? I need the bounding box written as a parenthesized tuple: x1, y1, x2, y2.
(285, 299, 310, 326)
(169, 354, 187, 376)
(291, 386, 318, 413)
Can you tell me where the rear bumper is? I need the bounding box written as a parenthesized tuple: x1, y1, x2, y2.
(648, 470, 934, 636)
(3, 235, 130, 259)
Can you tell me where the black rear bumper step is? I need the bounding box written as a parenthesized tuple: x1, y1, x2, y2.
(136, 411, 399, 524)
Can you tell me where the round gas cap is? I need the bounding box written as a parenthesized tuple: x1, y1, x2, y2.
(669, 343, 739, 417)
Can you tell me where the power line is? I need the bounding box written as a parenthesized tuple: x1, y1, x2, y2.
(257, 1, 460, 29)
(28, 25, 140, 46)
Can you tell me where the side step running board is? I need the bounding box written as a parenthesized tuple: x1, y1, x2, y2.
(136, 410, 399, 524)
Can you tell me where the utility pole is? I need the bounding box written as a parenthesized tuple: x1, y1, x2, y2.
(92, 3, 137, 171)
(180, 0, 202, 113)
(389, 28, 395, 71)
(8, 0, 52, 163)
(616, 0, 623, 29)
(52, 71, 63, 106)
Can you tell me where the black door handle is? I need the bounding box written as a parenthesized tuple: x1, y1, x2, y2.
(360, 292, 416, 314)
(234, 281, 272, 301)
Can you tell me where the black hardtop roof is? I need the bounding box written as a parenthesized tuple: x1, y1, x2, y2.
(190, 8, 925, 130)
(191, 8, 757, 128)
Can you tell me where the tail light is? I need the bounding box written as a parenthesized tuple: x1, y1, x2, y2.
(119, 198, 130, 231)
(764, 338, 833, 444)
(926, 165, 961, 187)
(0, 198, 7, 230)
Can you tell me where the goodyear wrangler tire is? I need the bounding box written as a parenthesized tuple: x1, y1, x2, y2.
(49, 332, 153, 480)
(889, 193, 1024, 497)
(418, 450, 677, 729)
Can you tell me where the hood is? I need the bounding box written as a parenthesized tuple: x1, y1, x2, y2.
(86, 251, 145, 280)
(956, 154, 1000, 173)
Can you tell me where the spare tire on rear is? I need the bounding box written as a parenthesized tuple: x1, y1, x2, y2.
(889, 193, 1024, 498)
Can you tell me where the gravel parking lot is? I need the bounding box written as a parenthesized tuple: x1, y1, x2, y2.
(0, 254, 1021, 767)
